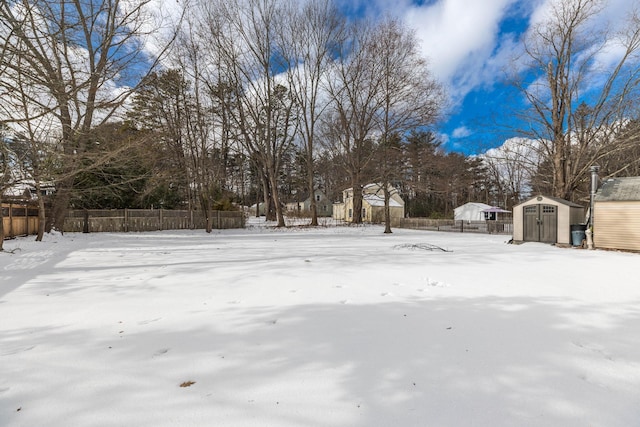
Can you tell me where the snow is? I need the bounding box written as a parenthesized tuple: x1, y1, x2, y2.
(1, 220, 640, 427)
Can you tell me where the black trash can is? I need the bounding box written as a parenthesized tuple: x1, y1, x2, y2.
(570, 224, 587, 246)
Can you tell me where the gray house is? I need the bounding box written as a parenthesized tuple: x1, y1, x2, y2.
(594, 177, 640, 251)
(286, 189, 333, 217)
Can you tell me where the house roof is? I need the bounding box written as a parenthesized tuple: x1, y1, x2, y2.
(595, 177, 640, 202)
(481, 207, 511, 213)
(454, 202, 492, 211)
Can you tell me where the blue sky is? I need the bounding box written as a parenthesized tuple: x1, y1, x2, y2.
(339, 0, 637, 154)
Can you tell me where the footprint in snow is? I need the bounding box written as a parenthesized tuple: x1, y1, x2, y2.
(0, 345, 35, 356)
(340, 299, 351, 304)
(380, 292, 393, 297)
(153, 348, 170, 357)
(138, 317, 162, 325)
(422, 277, 449, 287)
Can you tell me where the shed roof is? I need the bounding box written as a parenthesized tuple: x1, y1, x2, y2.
(595, 177, 640, 202)
(516, 195, 583, 208)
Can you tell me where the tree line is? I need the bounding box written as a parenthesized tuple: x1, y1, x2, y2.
(1, 0, 639, 245)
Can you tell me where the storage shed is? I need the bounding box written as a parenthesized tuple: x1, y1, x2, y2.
(513, 195, 585, 245)
(593, 177, 640, 251)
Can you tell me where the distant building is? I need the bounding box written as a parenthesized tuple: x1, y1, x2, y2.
(454, 202, 510, 221)
(333, 183, 404, 223)
(3, 180, 55, 201)
(285, 189, 333, 217)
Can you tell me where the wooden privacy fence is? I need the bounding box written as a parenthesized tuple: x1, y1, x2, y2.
(2, 202, 40, 239)
(64, 209, 245, 233)
(395, 218, 513, 235)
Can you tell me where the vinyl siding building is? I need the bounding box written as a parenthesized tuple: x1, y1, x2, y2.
(593, 177, 640, 251)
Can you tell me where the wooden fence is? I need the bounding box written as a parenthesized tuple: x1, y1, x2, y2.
(63, 209, 245, 233)
(2, 202, 40, 239)
(394, 218, 513, 235)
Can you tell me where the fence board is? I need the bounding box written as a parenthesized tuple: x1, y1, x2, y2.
(2, 202, 40, 239)
(63, 209, 244, 233)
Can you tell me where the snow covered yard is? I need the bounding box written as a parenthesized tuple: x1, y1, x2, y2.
(1, 223, 640, 427)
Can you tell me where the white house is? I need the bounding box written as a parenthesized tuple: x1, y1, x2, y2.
(454, 202, 495, 221)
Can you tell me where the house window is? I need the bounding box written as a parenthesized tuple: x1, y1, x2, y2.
(348, 208, 352, 218)
(362, 208, 366, 218)
(316, 195, 320, 201)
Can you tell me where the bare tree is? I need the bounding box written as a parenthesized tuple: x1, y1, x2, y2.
(515, 0, 640, 201)
(173, 19, 231, 233)
(209, 0, 299, 227)
(0, 0, 180, 231)
(0, 124, 11, 250)
(324, 19, 384, 224)
(281, 0, 345, 226)
(372, 17, 444, 233)
(480, 138, 542, 208)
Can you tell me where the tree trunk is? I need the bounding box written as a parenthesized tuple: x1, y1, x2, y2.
(261, 173, 274, 221)
(36, 194, 46, 242)
(352, 177, 363, 224)
(268, 173, 286, 227)
(0, 196, 4, 251)
(383, 183, 392, 233)
(307, 153, 318, 226)
(200, 195, 213, 233)
(48, 180, 73, 233)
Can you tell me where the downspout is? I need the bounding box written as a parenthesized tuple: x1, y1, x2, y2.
(586, 164, 600, 249)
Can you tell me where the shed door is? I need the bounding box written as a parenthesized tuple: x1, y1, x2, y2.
(523, 204, 557, 243)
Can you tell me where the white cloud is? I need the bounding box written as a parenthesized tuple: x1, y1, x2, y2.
(400, 0, 520, 103)
(451, 125, 472, 138)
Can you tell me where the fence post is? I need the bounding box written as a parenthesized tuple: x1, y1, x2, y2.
(159, 209, 163, 230)
(217, 210, 221, 229)
(8, 203, 13, 238)
(83, 209, 89, 233)
(460, 220, 464, 233)
(124, 209, 129, 232)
